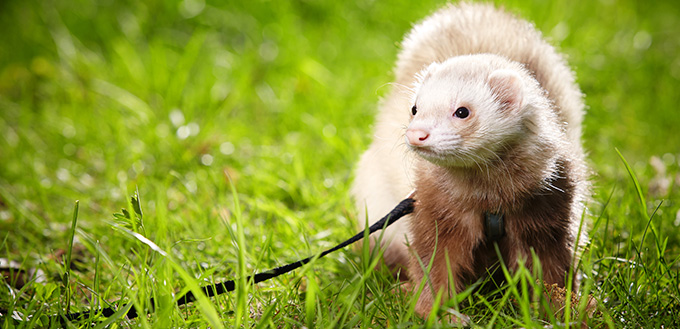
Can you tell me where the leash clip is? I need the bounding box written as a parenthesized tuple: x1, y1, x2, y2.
(484, 211, 505, 242)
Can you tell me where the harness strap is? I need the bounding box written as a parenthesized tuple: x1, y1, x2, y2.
(484, 211, 505, 242)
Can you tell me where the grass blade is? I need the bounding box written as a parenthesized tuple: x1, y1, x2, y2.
(63, 200, 79, 315)
(615, 148, 647, 215)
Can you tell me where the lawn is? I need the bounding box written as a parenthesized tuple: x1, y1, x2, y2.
(1, 0, 679, 327)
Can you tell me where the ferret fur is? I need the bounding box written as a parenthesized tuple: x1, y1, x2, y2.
(351, 2, 588, 316)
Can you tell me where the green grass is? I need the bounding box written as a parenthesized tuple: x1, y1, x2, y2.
(1, 0, 679, 327)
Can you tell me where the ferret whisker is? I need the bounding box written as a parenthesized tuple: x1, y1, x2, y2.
(479, 145, 516, 198)
(468, 151, 491, 180)
(388, 82, 417, 98)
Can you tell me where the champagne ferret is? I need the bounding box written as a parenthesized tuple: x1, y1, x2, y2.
(351, 3, 588, 316)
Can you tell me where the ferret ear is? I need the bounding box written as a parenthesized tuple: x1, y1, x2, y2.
(488, 69, 524, 111)
(425, 61, 441, 73)
(415, 62, 440, 83)
(413, 62, 441, 97)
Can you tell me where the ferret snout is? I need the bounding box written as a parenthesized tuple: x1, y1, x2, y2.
(405, 128, 430, 146)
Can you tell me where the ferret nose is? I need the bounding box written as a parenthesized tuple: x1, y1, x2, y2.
(406, 129, 430, 146)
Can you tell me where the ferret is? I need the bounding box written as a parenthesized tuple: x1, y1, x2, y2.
(351, 2, 588, 317)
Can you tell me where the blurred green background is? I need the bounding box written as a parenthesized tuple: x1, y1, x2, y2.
(1, 0, 679, 326)
(2, 0, 679, 223)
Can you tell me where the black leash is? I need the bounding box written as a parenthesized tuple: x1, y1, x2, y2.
(55, 196, 416, 325)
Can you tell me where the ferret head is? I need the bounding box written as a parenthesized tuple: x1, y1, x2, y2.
(405, 55, 533, 168)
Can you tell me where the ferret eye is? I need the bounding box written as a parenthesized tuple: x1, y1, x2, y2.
(411, 105, 417, 115)
(454, 107, 470, 119)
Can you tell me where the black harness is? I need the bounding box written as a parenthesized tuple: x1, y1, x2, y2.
(484, 211, 506, 242)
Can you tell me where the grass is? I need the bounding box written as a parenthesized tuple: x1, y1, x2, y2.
(1, 0, 679, 327)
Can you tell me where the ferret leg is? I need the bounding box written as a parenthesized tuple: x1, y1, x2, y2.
(410, 247, 470, 318)
(504, 225, 573, 289)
